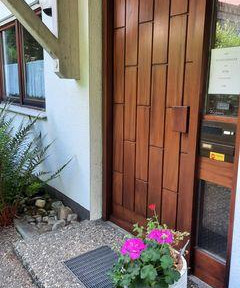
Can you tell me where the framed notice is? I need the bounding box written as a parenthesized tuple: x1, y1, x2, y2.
(208, 47, 240, 95)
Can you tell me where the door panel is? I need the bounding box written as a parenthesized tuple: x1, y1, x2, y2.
(110, 0, 210, 283)
(112, 0, 206, 233)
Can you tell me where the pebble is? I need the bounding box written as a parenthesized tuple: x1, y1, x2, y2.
(35, 199, 46, 209)
(51, 201, 64, 212)
(52, 220, 66, 231)
(67, 213, 78, 222)
(58, 206, 72, 220)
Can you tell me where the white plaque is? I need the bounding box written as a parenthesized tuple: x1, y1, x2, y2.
(208, 47, 240, 95)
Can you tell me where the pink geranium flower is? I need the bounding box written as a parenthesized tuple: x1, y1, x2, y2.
(148, 229, 174, 244)
(121, 238, 147, 260)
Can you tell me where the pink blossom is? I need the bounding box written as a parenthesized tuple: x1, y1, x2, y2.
(148, 229, 174, 244)
(121, 238, 147, 260)
(148, 204, 156, 211)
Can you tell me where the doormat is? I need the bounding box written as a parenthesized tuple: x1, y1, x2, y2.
(64, 246, 118, 288)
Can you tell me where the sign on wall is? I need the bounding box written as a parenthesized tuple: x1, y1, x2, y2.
(208, 46, 240, 95)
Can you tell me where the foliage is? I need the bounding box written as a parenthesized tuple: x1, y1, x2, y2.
(110, 205, 189, 288)
(0, 103, 71, 222)
(215, 20, 240, 48)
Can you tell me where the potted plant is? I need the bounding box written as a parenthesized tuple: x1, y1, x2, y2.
(110, 204, 189, 288)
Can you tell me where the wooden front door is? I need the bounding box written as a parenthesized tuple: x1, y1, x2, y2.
(109, 0, 208, 233)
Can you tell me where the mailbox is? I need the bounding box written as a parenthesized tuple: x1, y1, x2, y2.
(199, 121, 236, 163)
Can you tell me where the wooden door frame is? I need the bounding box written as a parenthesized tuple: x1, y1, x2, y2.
(102, 1, 238, 286)
(102, 0, 114, 221)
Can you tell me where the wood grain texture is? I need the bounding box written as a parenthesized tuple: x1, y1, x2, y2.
(194, 249, 225, 288)
(138, 22, 153, 106)
(148, 147, 163, 217)
(172, 106, 189, 133)
(126, 0, 138, 65)
(163, 109, 180, 192)
(136, 106, 150, 181)
(153, 0, 170, 64)
(167, 15, 187, 107)
(113, 104, 124, 172)
(150, 65, 166, 147)
(123, 141, 136, 210)
(113, 172, 123, 205)
(177, 153, 194, 232)
(161, 189, 177, 229)
(139, 0, 154, 22)
(113, 28, 125, 103)
(135, 180, 148, 217)
(181, 63, 195, 153)
(198, 157, 234, 189)
(125, 67, 137, 141)
(171, 0, 188, 16)
(114, 0, 125, 28)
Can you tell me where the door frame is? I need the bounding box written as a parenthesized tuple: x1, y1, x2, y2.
(101, 1, 238, 286)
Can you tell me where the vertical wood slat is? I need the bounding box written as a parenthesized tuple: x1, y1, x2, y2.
(181, 63, 195, 153)
(114, 28, 125, 103)
(136, 106, 150, 181)
(113, 172, 123, 205)
(177, 153, 194, 232)
(153, 0, 170, 64)
(113, 104, 124, 172)
(186, 0, 206, 62)
(138, 22, 153, 106)
(148, 147, 163, 217)
(171, 0, 188, 16)
(139, 0, 154, 22)
(161, 189, 177, 229)
(163, 108, 180, 192)
(126, 0, 138, 65)
(150, 65, 166, 147)
(123, 141, 136, 210)
(125, 67, 137, 141)
(135, 180, 148, 217)
(114, 0, 125, 28)
(166, 15, 187, 107)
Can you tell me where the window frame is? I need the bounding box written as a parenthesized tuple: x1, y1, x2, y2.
(0, 8, 45, 109)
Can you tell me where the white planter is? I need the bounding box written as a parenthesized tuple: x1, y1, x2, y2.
(170, 256, 187, 288)
(124, 256, 187, 288)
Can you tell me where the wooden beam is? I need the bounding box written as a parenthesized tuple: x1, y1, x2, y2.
(1, 0, 80, 79)
(1, 0, 59, 59)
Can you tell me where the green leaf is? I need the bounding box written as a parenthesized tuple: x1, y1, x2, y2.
(140, 265, 157, 282)
(160, 255, 174, 270)
(164, 269, 181, 285)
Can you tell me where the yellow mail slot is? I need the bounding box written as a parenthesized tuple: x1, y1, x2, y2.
(209, 152, 225, 162)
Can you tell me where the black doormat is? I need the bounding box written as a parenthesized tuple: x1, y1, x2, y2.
(64, 246, 118, 288)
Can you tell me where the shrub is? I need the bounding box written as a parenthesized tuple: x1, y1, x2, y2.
(0, 103, 71, 226)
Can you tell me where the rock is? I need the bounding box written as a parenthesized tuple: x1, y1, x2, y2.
(67, 213, 78, 222)
(35, 215, 42, 224)
(49, 210, 57, 217)
(58, 206, 72, 220)
(51, 201, 64, 212)
(42, 216, 49, 223)
(47, 217, 57, 225)
(25, 215, 35, 223)
(35, 199, 46, 208)
(52, 220, 66, 231)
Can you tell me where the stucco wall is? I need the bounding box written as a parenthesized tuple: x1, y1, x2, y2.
(229, 165, 240, 287)
(0, 0, 102, 218)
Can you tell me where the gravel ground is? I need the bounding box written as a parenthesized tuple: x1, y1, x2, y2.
(0, 221, 211, 288)
(13, 220, 211, 288)
(0, 226, 36, 288)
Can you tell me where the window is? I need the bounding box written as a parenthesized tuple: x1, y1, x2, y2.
(0, 11, 45, 108)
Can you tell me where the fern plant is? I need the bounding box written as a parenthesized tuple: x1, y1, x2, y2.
(0, 103, 71, 224)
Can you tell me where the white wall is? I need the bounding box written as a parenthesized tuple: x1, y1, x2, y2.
(229, 164, 240, 287)
(0, 0, 103, 218)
